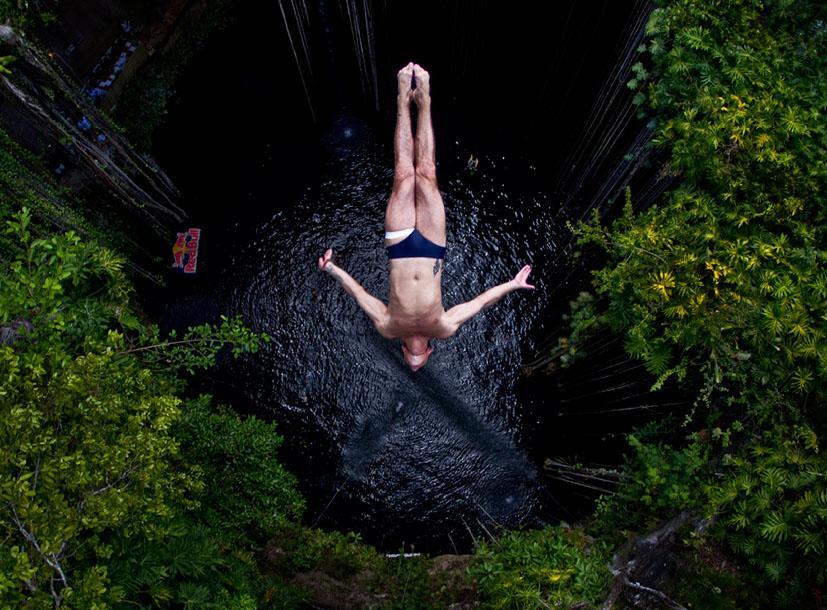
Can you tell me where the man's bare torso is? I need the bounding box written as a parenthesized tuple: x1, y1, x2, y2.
(383, 257, 452, 339)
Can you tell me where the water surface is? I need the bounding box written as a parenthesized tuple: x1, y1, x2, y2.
(160, 117, 578, 550)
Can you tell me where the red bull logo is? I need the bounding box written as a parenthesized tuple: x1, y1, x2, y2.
(171, 228, 201, 274)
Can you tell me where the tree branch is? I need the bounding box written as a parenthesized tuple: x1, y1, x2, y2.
(10, 504, 68, 607)
(600, 511, 700, 610)
(624, 578, 687, 610)
(117, 337, 226, 355)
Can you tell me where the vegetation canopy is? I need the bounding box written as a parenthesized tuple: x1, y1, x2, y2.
(0, 0, 826, 608)
(0, 209, 290, 608)
(570, 0, 827, 606)
(579, 0, 827, 414)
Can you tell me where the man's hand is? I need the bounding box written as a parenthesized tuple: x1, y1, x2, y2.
(512, 264, 536, 290)
(318, 248, 333, 272)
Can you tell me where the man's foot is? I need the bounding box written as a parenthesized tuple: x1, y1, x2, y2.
(397, 62, 414, 105)
(412, 64, 430, 107)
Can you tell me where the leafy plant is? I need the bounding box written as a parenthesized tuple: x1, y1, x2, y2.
(269, 524, 384, 580)
(263, 524, 473, 609)
(707, 425, 827, 607)
(106, 519, 261, 609)
(175, 396, 304, 539)
(667, 552, 763, 610)
(558, 291, 601, 368)
(572, 3, 827, 605)
(0, 209, 272, 607)
(0, 55, 15, 75)
(468, 526, 612, 609)
(593, 426, 708, 538)
(577, 0, 827, 417)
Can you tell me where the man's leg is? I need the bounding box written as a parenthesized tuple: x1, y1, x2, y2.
(412, 64, 446, 247)
(385, 63, 416, 238)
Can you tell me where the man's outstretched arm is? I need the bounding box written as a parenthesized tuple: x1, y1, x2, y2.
(444, 265, 535, 333)
(318, 249, 390, 331)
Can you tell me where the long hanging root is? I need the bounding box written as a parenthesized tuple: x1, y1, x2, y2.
(0, 25, 187, 235)
(278, 0, 316, 122)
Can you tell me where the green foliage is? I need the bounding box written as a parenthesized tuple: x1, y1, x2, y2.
(557, 291, 601, 368)
(0, 127, 107, 259)
(106, 520, 261, 610)
(380, 554, 453, 610)
(126, 316, 268, 379)
(175, 396, 304, 538)
(105, 391, 308, 609)
(0, 0, 53, 27)
(0, 55, 15, 75)
(706, 425, 827, 606)
(264, 524, 473, 609)
(593, 426, 708, 538)
(0, 210, 179, 607)
(591, 421, 827, 605)
(468, 526, 612, 609)
(269, 524, 384, 580)
(261, 580, 310, 609)
(667, 553, 763, 610)
(0, 209, 277, 607)
(578, 0, 827, 416)
(574, 6, 827, 600)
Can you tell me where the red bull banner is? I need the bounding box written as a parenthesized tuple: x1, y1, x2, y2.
(171, 228, 201, 274)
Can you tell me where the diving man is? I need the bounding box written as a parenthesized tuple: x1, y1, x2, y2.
(318, 63, 535, 371)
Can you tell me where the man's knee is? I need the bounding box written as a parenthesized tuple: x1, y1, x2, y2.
(415, 163, 437, 185)
(392, 171, 415, 194)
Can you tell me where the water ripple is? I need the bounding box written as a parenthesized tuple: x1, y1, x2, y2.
(177, 119, 571, 549)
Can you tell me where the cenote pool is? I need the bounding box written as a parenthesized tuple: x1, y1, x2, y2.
(141, 0, 678, 552)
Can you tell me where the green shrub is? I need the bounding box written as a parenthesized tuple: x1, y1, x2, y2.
(175, 396, 305, 539)
(105, 520, 261, 609)
(269, 524, 384, 580)
(593, 426, 708, 538)
(707, 425, 827, 606)
(577, 0, 827, 415)
(105, 392, 307, 609)
(572, 3, 827, 601)
(263, 524, 474, 609)
(468, 526, 612, 609)
(667, 554, 763, 610)
(0, 209, 274, 607)
(0, 211, 180, 608)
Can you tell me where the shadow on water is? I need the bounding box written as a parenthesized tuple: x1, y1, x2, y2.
(146, 0, 669, 553)
(158, 116, 565, 551)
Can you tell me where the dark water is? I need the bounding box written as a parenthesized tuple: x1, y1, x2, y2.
(160, 116, 575, 550)
(146, 0, 670, 552)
